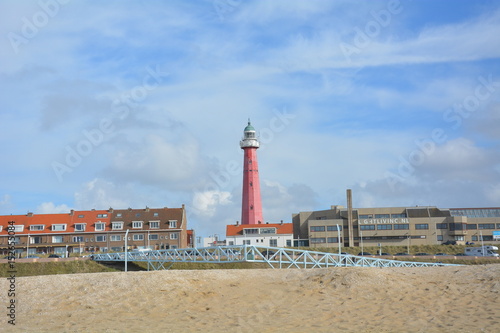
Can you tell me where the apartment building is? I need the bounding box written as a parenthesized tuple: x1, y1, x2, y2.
(0, 206, 192, 256)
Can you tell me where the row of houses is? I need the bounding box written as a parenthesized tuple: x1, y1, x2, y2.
(0, 206, 193, 256)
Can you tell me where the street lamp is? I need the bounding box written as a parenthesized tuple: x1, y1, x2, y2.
(336, 224, 341, 255)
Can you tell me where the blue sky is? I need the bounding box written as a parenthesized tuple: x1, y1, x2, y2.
(1, 0, 500, 238)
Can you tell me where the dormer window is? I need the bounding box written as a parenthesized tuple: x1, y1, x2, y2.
(75, 223, 86, 232)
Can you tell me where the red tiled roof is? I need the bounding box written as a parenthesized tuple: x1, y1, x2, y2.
(0, 210, 111, 235)
(226, 223, 293, 237)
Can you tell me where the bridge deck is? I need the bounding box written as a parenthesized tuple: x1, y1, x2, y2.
(91, 245, 461, 270)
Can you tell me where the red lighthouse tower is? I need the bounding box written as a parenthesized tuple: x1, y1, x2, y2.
(240, 120, 264, 225)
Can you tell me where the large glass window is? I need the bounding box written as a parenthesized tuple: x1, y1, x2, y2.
(358, 214, 373, 219)
(391, 213, 407, 218)
(327, 225, 342, 231)
(52, 236, 63, 243)
(244, 228, 259, 235)
(394, 224, 409, 230)
(360, 225, 375, 230)
(327, 237, 339, 243)
(310, 226, 325, 232)
(310, 238, 326, 244)
(449, 223, 466, 231)
(415, 224, 429, 230)
(436, 223, 447, 229)
(260, 228, 276, 234)
(478, 224, 495, 229)
(467, 224, 477, 230)
(375, 214, 390, 219)
(377, 224, 392, 230)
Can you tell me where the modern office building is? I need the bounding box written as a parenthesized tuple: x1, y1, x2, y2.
(293, 204, 500, 248)
(0, 206, 192, 256)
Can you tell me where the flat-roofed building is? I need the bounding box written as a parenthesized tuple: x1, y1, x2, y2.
(293, 206, 500, 248)
(0, 206, 192, 256)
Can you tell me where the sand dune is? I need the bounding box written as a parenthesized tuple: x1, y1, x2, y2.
(1, 265, 499, 332)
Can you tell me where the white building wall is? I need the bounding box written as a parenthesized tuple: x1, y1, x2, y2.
(227, 234, 293, 247)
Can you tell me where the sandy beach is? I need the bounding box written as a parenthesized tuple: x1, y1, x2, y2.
(1, 265, 499, 333)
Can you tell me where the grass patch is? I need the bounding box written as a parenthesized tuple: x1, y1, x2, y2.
(0, 260, 119, 277)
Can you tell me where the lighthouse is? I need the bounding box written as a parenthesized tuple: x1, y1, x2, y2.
(240, 120, 264, 225)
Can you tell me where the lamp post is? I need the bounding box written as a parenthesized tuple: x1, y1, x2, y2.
(480, 230, 485, 256)
(337, 224, 341, 255)
(360, 230, 364, 255)
(27, 234, 30, 257)
(124, 229, 130, 272)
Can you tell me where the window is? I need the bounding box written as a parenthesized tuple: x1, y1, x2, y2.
(149, 221, 160, 229)
(394, 224, 409, 230)
(286, 240, 292, 247)
(133, 234, 144, 241)
(29, 236, 42, 244)
(375, 214, 390, 219)
(228, 241, 234, 246)
(96, 235, 106, 242)
(110, 235, 121, 242)
(377, 224, 392, 230)
(269, 239, 277, 247)
(449, 223, 466, 231)
(170, 233, 179, 240)
(244, 228, 259, 235)
(12, 225, 24, 232)
(437, 235, 443, 241)
(132, 221, 143, 229)
(260, 228, 276, 234)
(78, 214, 84, 218)
(359, 214, 373, 219)
(316, 216, 327, 220)
(415, 224, 429, 230)
(135, 213, 141, 217)
(72, 236, 84, 242)
(472, 235, 478, 241)
(310, 226, 326, 232)
(95, 223, 106, 231)
(116, 213, 122, 217)
(327, 225, 342, 231)
(74, 223, 86, 232)
(52, 236, 64, 243)
(52, 224, 67, 231)
(153, 212, 159, 217)
(310, 238, 326, 244)
(30, 225, 45, 231)
(149, 234, 159, 240)
(478, 224, 495, 229)
(112, 222, 123, 230)
(360, 225, 375, 230)
(327, 237, 339, 243)
(97, 214, 108, 218)
(169, 220, 177, 228)
(243, 240, 251, 245)
(467, 224, 477, 230)
(391, 213, 407, 218)
(436, 223, 447, 229)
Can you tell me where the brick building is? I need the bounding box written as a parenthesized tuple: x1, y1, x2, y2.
(0, 206, 192, 256)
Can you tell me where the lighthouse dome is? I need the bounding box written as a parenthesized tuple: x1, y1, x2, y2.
(244, 121, 255, 132)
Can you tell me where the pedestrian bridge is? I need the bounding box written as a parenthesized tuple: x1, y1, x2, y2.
(91, 245, 461, 270)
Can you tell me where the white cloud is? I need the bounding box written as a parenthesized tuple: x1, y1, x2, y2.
(191, 190, 232, 218)
(36, 202, 72, 214)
